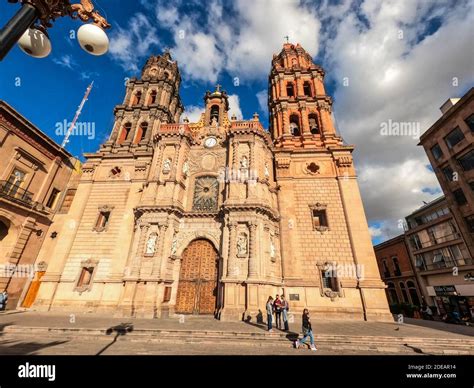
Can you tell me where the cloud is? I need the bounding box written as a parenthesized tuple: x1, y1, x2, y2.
(228, 94, 243, 120)
(109, 13, 160, 73)
(182, 105, 203, 123)
(256, 89, 268, 115)
(52, 54, 76, 69)
(182, 93, 243, 122)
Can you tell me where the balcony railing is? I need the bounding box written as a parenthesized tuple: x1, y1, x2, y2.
(0, 181, 33, 204)
(421, 257, 473, 271)
(412, 232, 462, 250)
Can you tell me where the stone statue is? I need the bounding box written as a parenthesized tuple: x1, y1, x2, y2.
(264, 162, 270, 179)
(240, 156, 248, 170)
(171, 233, 178, 256)
(163, 158, 172, 173)
(182, 160, 189, 177)
(237, 233, 248, 256)
(145, 233, 157, 254)
(270, 238, 275, 258)
(211, 116, 218, 127)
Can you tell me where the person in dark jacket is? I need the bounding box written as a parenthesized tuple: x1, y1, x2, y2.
(0, 291, 8, 311)
(294, 308, 317, 351)
(273, 294, 282, 329)
(266, 296, 274, 332)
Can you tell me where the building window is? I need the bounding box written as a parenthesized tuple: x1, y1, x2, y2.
(465, 215, 474, 233)
(399, 282, 409, 303)
(464, 114, 474, 132)
(310, 203, 329, 231)
(59, 188, 77, 213)
(431, 144, 443, 161)
(392, 257, 401, 276)
(407, 281, 421, 306)
(289, 114, 300, 136)
(135, 122, 148, 143)
(387, 282, 399, 305)
(410, 234, 422, 250)
(75, 259, 98, 293)
(457, 150, 474, 171)
(286, 83, 295, 97)
(118, 123, 132, 144)
(163, 287, 172, 302)
(415, 255, 426, 270)
(442, 165, 455, 182)
(444, 126, 465, 149)
(382, 260, 390, 278)
(46, 188, 61, 210)
(93, 206, 113, 232)
(432, 250, 446, 268)
(308, 113, 320, 134)
(209, 105, 219, 125)
(303, 81, 312, 97)
(469, 181, 474, 192)
(452, 188, 467, 206)
(132, 91, 142, 105)
(0, 220, 9, 242)
(148, 90, 157, 105)
(321, 270, 339, 292)
(4, 168, 26, 197)
(192, 176, 219, 212)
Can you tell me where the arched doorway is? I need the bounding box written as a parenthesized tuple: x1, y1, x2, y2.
(175, 239, 219, 315)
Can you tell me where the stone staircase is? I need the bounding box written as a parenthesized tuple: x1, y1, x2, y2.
(3, 325, 473, 355)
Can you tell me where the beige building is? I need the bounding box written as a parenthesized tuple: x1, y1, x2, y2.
(0, 100, 80, 309)
(405, 196, 473, 317)
(419, 88, 474, 258)
(34, 44, 391, 321)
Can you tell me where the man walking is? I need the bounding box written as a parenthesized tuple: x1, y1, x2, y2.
(281, 295, 289, 331)
(266, 296, 274, 332)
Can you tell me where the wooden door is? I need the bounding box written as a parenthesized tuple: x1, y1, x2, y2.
(22, 271, 45, 308)
(175, 239, 218, 314)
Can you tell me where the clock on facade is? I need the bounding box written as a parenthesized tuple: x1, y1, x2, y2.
(204, 137, 217, 148)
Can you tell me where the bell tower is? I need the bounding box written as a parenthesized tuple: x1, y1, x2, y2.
(103, 51, 184, 152)
(269, 43, 341, 149)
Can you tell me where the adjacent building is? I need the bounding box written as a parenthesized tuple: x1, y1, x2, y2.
(405, 196, 473, 317)
(0, 100, 79, 309)
(33, 44, 391, 321)
(374, 234, 423, 309)
(419, 88, 474, 258)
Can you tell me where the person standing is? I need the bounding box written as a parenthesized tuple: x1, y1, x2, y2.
(0, 291, 7, 311)
(274, 294, 282, 329)
(266, 296, 274, 332)
(281, 295, 289, 331)
(294, 308, 317, 351)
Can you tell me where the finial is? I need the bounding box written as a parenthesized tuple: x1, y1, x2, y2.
(231, 113, 237, 121)
(253, 112, 259, 121)
(215, 83, 222, 93)
(284, 35, 289, 44)
(183, 116, 189, 123)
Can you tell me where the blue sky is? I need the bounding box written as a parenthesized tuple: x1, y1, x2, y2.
(0, 0, 473, 245)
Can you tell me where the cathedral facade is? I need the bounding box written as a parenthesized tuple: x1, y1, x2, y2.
(34, 43, 391, 321)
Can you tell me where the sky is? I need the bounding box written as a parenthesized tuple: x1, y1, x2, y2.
(0, 0, 473, 245)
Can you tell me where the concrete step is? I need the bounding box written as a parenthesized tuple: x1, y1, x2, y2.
(3, 325, 473, 355)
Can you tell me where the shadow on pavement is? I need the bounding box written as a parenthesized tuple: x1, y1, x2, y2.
(97, 323, 134, 356)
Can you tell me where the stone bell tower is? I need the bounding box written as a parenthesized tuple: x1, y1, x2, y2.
(270, 43, 391, 321)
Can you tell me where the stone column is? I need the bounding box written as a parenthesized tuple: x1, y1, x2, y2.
(227, 222, 238, 277)
(248, 222, 258, 279)
(133, 223, 149, 276)
(109, 113, 124, 143)
(152, 223, 168, 277)
(171, 144, 180, 180)
(300, 106, 309, 134)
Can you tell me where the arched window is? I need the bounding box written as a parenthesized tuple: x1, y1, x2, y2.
(135, 122, 148, 144)
(399, 282, 409, 303)
(132, 91, 142, 105)
(303, 81, 312, 97)
(382, 259, 390, 277)
(163, 71, 170, 80)
(308, 113, 320, 135)
(289, 114, 300, 136)
(286, 82, 295, 97)
(209, 105, 219, 125)
(392, 257, 401, 276)
(0, 220, 8, 242)
(387, 282, 399, 305)
(148, 90, 157, 105)
(118, 122, 132, 144)
(407, 281, 421, 306)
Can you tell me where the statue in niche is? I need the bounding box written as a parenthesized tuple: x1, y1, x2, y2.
(211, 116, 218, 127)
(240, 156, 248, 170)
(171, 232, 178, 256)
(163, 158, 172, 174)
(264, 162, 270, 179)
(270, 237, 275, 258)
(182, 160, 189, 177)
(145, 233, 157, 254)
(237, 233, 248, 256)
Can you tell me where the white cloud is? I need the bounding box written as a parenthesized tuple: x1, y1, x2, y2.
(109, 13, 160, 73)
(52, 54, 76, 69)
(256, 89, 268, 115)
(227, 94, 243, 120)
(182, 105, 204, 123)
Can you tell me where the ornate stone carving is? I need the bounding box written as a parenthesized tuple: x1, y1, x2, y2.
(145, 233, 157, 255)
(162, 158, 172, 174)
(237, 232, 248, 257)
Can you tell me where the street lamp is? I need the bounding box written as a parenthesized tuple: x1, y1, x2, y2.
(0, 0, 111, 61)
